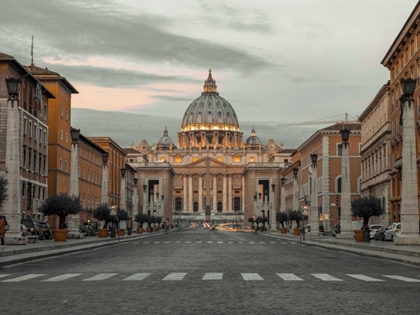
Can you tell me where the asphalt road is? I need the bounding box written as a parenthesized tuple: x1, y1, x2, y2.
(1, 226, 420, 315)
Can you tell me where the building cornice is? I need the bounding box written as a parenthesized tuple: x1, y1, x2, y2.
(358, 82, 390, 121)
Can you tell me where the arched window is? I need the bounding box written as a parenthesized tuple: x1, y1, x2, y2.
(337, 178, 342, 193)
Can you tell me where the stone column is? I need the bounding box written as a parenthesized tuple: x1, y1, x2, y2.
(337, 141, 353, 239)
(120, 170, 127, 230)
(293, 176, 298, 212)
(213, 175, 217, 212)
(228, 175, 232, 211)
(395, 94, 420, 245)
(143, 184, 148, 222)
(101, 153, 109, 205)
(188, 175, 193, 212)
(199, 174, 203, 212)
(310, 163, 319, 240)
(3, 93, 25, 244)
(222, 176, 227, 211)
(270, 185, 276, 230)
(132, 179, 139, 217)
(183, 175, 187, 211)
(68, 129, 82, 238)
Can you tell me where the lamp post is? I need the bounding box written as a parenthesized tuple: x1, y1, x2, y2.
(292, 167, 299, 214)
(142, 184, 147, 225)
(161, 194, 165, 219)
(309, 153, 319, 240)
(132, 177, 139, 230)
(68, 128, 81, 237)
(337, 128, 353, 239)
(101, 153, 109, 205)
(270, 184, 276, 230)
(3, 77, 24, 243)
(395, 78, 420, 245)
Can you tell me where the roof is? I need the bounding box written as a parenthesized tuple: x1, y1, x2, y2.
(124, 148, 140, 154)
(25, 64, 79, 94)
(0, 52, 55, 99)
(319, 122, 361, 132)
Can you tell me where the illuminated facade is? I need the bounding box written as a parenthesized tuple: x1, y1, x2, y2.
(126, 71, 293, 224)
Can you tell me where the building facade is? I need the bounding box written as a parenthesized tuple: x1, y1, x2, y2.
(282, 123, 362, 232)
(0, 53, 54, 221)
(359, 83, 392, 226)
(126, 71, 293, 225)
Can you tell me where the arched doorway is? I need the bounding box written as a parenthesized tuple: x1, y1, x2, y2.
(193, 202, 198, 212)
(217, 202, 222, 212)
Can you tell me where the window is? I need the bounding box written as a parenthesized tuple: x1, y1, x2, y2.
(28, 149, 32, 171)
(193, 157, 198, 162)
(60, 130, 63, 140)
(249, 157, 255, 163)
(175, 155, 182, 163)
(66, 110, 69, 121)
(233, 155, 241, 163)
(65, 133, 68, 143)
(23, 117, 27, 135)
(44, 130, 47, 146)
(23, 146, 27, 169)
(39, 128, 42, 144)
(61, 106, 64, 117)
(337, 144, 343, 156)
(34, 123, 37, 141)
(217, 157, 223, 162)
(43, 104, 47, 118)
(65, 160, 68, 172)
(337, 178, 342, 193)
(59, 157, 63, 170)
(29, 121, 32, 138)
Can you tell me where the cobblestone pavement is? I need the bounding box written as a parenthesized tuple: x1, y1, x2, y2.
(1, 227, 420, 315)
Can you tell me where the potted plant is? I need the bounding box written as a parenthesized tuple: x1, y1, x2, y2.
(93, 204, 113, 238)
(351, 196, 384, 242)
(134, 213, 146, 234)
(40, 193, 81, 242)
(117, 208, 129, 236)
(289, 210, 301, 236)
(276, 211, 288, 234)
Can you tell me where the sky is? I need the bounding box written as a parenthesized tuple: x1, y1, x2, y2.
(0, 0, 418, 148)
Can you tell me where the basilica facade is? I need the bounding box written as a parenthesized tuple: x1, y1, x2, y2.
(125, 71, 293, 225)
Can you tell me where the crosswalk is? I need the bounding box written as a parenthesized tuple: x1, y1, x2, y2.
(1, 273, 419, 283)
(139, 241, 293, 245)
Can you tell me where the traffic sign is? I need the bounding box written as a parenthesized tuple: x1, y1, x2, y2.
(302, 209, 308, 216)
(111, 209, 116, 216)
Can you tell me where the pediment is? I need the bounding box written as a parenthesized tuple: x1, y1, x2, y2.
(188, 157, 227, 167)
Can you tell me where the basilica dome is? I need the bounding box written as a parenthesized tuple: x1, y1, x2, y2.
(245, 127, 262, 147)
(181, 70, 239, 132)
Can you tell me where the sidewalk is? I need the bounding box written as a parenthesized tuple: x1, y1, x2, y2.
(262, 230, 420, 266)
(0, 230, 168, 266)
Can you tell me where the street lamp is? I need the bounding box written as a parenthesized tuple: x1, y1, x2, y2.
(292, 167, 299, 213)
(293, 168, 299, 178)
(70, 128, 80, 143)
(134, 178, 138, 185)
(395, 77, 420, 244)
(120, 168, 126, 177)
(336, 128, 352, 239)
(5, 77, 21, 98)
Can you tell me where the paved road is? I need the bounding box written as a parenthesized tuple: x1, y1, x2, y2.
(1, 227, 420, 315)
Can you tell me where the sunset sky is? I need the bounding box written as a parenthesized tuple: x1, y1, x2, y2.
(1, 0, 418, 147)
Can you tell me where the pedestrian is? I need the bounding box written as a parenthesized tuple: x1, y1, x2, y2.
(0, 216, 6, 247)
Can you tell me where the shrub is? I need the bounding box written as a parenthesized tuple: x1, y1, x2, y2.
(276, 211, 288, 228)
(351, 196, 384, 228)
(40, 193, 81, 229)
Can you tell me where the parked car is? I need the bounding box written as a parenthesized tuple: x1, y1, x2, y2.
(79, 225, 96, 236)
(384, 223, 402, 241)
(374, 226, 389, 241)
(369, 225, 383, 239)
(20, 224, 29, 236)
(38, 221, 53, 240)
(21, 218, 43, 238)
(332, 224, 341, 237)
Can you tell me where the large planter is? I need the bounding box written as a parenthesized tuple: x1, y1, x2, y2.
(137, 228, 143, 234)
(146, 227, 150, 233)
(280, 227, 287, 234)
(98, 228, 108, 238)
(354, 229, 363, 242)
(293, 228, 301, 236)
(53, 229, 68, 242)
(118, 229, 125, 236)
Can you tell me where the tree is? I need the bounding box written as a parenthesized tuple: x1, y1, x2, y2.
(116, 208, 129, 228)
(288, 210, 301, 228)
(93, 204, 116, 229)
(351, 196, 384, 228)
(276, 211, 288, 228)
(40, 193, 81, 229)
(0, 177, 7, 208)
(134, 213, 147, 228)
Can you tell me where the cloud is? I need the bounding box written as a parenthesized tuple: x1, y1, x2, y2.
(151, 95, 193, 101)
(38, 63, 200, 88)
(0, 0, 274, 73)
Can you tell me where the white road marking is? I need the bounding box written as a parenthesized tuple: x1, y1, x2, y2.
(207, 241, 213, 243)
(123, 273, 151, 281)
(164, 241, 171, 243)
(42, 274, 81, 282)
(346, 274, 384, 282)
(217, 241, 223, 244)
(249, 242, 255, 244)
(2, 274, 45, 282)
(196, 241, 202, 243)
(270, 242, 276, 244)
(154, 241, 161, 244)
(228, 241, 233, 243)
(185, 241, 191, 243)
(0, 274, 12, 279)
(238, 242, 244, 244)
(175, 241, 181, 243)
(162, 273, 187, 281)
(241, 273, 264, 281)
(259, 242, 266, 244)
(276, 273, 303, 281)
(82, 273, 117, 281)
(281, 242, 287, 244)
(311, 274, 343, 281)
(202, 273, 223, 280)
(383, 275, 420, 282)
